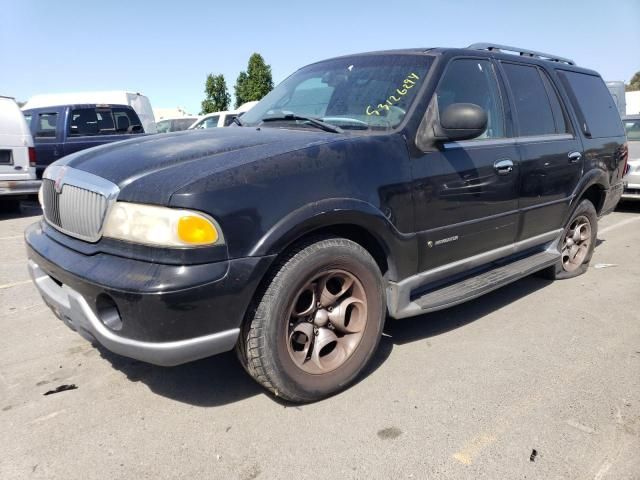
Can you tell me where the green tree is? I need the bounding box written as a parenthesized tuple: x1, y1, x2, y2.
(626, 71, 640, 92)
(234, 53, 273, 108)
(200, 73, 231, 114)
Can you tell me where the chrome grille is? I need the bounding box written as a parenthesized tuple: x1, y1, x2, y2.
(42, 166, 119, 242)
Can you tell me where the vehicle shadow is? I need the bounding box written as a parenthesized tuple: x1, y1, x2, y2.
(615, 199, 640, 213)
(0, 199, 42, 220)
(98, 275, 552, 408)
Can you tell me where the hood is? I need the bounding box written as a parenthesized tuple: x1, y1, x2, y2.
(57, 127, 339, 204)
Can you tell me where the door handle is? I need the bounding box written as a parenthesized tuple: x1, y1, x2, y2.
(494, 159, 514, 175)
(568, 151, 582, 163)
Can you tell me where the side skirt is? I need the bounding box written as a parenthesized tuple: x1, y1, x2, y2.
(386, 230, 562, 319)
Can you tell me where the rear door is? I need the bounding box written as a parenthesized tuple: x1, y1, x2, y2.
(497, 62, 583, 240)
(412, 57, 520, 271)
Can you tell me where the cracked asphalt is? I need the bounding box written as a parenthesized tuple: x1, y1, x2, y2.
(1, 200, 639, 479)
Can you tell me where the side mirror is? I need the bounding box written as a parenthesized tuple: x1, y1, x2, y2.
(129, 125, 143, 134)
(433, 103, 487, 142)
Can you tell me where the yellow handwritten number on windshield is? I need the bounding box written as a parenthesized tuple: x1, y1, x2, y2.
(366, 73, 420, 116)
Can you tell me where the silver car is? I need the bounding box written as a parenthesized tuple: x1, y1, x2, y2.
(623, 115, 640, 199)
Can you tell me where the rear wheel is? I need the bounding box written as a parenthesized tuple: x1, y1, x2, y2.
(237, 237, 385, 403)
(540, 199, 598, 279)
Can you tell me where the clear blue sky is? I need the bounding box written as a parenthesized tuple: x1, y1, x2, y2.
(1, 0, 638, 115)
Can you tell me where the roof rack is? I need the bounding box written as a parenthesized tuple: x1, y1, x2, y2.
(468, 43, 575, 66)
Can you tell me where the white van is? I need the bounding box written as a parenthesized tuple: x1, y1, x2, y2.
(0, 96, 39, 201)
(23, 91, 157, 133)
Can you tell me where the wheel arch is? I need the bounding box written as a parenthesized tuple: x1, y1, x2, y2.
(248, 198, 414, 282)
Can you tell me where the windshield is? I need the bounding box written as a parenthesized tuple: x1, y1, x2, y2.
(240, 54, 433, 131)
(624, 119, 640, 141)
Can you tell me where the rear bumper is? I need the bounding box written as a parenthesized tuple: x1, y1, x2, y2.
(25, 221, 274, 366)
(601, 182, 624, 215)
(0, 179, 41, 196)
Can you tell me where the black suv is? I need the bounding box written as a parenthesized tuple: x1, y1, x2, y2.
(26, 44, 627, 402)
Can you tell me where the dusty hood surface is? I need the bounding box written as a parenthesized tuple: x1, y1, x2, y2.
(56, 127, 338, 204)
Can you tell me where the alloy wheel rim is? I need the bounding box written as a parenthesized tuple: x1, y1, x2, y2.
(286, 269, 367, 374)
(561, 215, 592, 272)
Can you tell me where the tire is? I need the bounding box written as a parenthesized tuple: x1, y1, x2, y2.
(237, 237, 386, 403)
(540, 199, 598, 280)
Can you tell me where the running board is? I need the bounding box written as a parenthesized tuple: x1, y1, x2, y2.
(390, 250, 559, 318)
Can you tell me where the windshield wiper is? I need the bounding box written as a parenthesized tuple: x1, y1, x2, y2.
(261, 114, 343, 134)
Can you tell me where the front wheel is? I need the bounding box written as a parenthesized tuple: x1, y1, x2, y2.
(237, 237, 386, 403)
(540, 199, 598, 279)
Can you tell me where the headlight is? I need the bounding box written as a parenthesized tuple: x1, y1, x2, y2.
(102, 202, 223, 247)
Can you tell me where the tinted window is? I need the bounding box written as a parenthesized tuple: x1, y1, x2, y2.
(113, 107, 143, 133)
(224, 115, 237, 126)
(436, 59, 505, 139)
(69, 107, 143, 136)
(36, 113, 58, 138)
(502, 63, 556, 136)
(70, 108, 100, 135)
(539, 71, 568, 134)
(559, 71, 624, 138)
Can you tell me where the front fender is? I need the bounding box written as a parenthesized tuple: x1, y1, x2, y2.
(248, 198, 417, 281)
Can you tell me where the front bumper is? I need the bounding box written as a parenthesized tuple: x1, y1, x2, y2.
(0, 179, 41, 196)
(25, 221, 274, 366)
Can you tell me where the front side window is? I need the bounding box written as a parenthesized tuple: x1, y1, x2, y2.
(172, 118, 195, 131)
(240, 55, 433, 131)
(155, 119, 171, 133)
(36, 113, 58, 138)
(224, 115, 237, 127)
(502, 63, 559, 136)
(199, 116, 219, 129)
(436, 59, 505, 139)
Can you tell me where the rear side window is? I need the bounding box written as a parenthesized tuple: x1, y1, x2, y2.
(70, 107, 143, 136)
(558, 71, 624, 138)
(436, 59, 505, 139)
(502, 63, 562, 136)
(36, 113, 58, 138)
(112, 107, 143, 133)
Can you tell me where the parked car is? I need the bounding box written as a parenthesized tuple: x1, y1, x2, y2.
(26, 43, 626, 402)
(156, 117, 198, 133)
(0, 96, 39, 206)
(22, 104, 146, 178)
(23, 91, 157, 134)
(622, 114, 640, 199)
(188, 111, 239, 129)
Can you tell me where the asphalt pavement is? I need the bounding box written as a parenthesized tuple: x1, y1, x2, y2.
(1, 200, 639, 479)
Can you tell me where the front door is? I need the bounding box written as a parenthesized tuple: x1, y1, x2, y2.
(412, 57, 520, 272)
